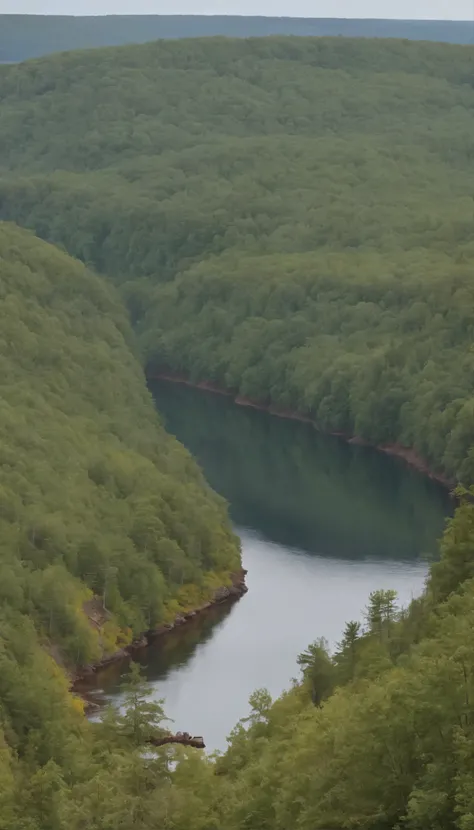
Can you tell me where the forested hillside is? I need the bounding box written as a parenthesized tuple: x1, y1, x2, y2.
(1, 37, 474, 480)
(3, 33, 474, 830)
(201, 495, 474, 830)
(0, 221, 239, 663)
(0, 221, 244, 828)
(1, 15, 472, 63)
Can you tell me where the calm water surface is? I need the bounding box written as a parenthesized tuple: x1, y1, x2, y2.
(88, 381, 451, 751)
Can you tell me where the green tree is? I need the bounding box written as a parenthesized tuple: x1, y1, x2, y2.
(297, 638, 336, 706)
(365, 589, 399, 643)
(117, 662, 169, 748)
(334, 620, 361, 682)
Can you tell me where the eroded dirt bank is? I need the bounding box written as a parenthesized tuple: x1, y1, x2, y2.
(71, 568, 248, 697)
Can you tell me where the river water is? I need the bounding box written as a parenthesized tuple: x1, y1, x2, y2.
(86, 380, 451, 751)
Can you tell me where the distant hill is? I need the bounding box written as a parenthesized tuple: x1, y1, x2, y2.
(1, 15, 472, 62)
(2, 35, 474, 482)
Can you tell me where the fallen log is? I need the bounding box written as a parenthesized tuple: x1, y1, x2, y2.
(147, 732, 205, 749)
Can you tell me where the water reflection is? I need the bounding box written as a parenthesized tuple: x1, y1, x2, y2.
(87, 381, 451, 750)
(151, 380, 451, 561)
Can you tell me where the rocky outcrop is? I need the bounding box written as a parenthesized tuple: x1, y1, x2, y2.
(72, 569, 248, 687)
(213, 569, 248, 603)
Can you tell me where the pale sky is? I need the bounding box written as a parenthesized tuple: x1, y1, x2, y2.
(2, 0, 473, 19)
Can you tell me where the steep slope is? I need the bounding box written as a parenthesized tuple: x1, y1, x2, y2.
(186, 490, 474, 830)
(1, 37, 474, 481)
(2, 38, 474, 830)
(0, 221, 238, 830)
(0, 221, 240, 670)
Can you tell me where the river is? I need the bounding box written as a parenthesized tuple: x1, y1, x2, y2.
(84, 380, 451, 751)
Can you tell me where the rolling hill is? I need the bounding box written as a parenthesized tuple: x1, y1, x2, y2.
(1, 36, 474, 481)
(1, 14, 473, 63)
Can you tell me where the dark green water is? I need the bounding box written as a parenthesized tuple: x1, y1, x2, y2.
(87, 380, 451, 751)
(153, 382, 450, 561)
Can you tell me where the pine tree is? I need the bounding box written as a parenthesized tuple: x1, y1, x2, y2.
(365, 590, 398, 642)
(334, 620, 361, 682)
(117, 662, 169, 748)
(297, 638, 335, 706)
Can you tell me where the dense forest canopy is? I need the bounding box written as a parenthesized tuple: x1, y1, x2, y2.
(1, 36, 474, 480)
(0, 221, 243, 828)
(2, 31, 474, 830)
(0, 221, 239, 662)
(1, 15, 473, 63)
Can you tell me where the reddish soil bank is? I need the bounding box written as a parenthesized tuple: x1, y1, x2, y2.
(71, 569, 248, 692)
(157, 374, 233, 397)
(149, 372, 455, 491)
(377, 443, 453, 488)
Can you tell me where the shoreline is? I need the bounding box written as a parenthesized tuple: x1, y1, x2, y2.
(150, 372, 455, 491)
(71, 568, 248, 697)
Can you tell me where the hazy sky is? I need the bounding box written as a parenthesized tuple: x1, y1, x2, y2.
(3, 0, 473, 18)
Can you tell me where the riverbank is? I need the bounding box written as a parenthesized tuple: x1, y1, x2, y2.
(150, 373, 455, 491)
(71, 568, 248, 696)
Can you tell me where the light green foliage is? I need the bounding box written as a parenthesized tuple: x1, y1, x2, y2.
(243, 689, 273, 724)
(116, 661, 169, 747)
(2, 34, 474, 830)
(1, 38, 474, 478)
(0, 222, 239, 660)
(0, 222, 239, 828)
(211, 501, 474, 829)
(365, 589, 399, 642)
(429, 487, 474, 603)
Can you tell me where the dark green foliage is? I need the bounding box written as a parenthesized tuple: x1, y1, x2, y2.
(105, 662, 169, 748)
(2, 33, 474, 830)
(212, 497, 474, 829)
(1, 37, 474, 479)
(334, 620, 361, 681)
(429, 486, 474, 603)
(297, 639, 336, 705)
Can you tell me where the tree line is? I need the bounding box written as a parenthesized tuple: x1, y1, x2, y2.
(1, 34, 474, 829)
(1, 16, 472, 63)
(1, 37, 474, 479)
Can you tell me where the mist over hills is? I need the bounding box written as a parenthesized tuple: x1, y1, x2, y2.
(1, 14, 473, 63)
